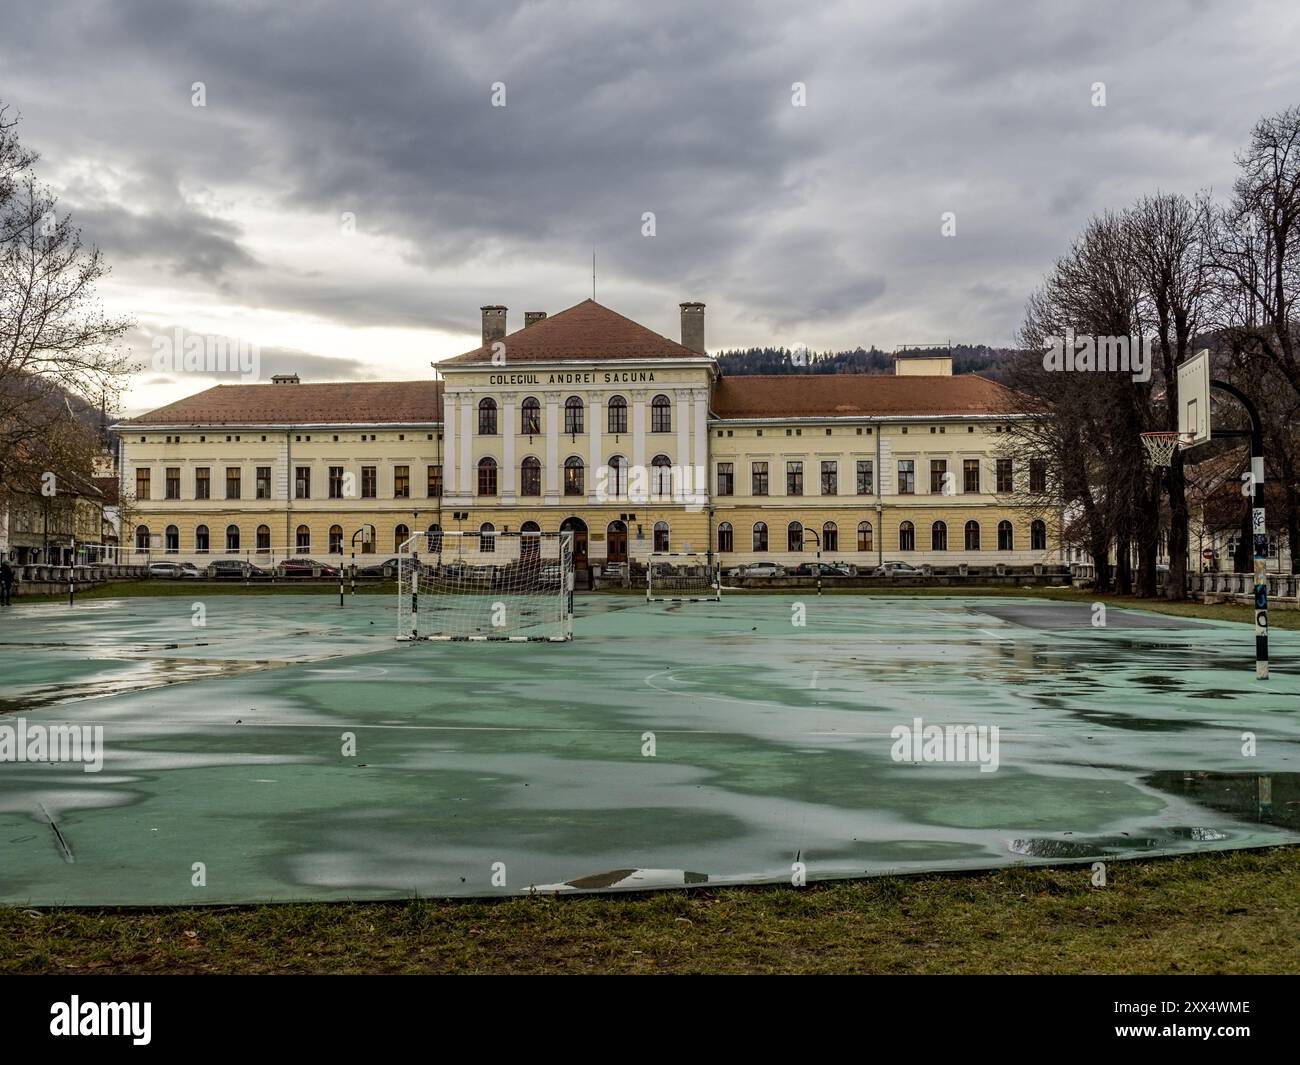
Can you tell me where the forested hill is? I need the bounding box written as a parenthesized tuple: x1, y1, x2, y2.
(714, 345, 1015, 383)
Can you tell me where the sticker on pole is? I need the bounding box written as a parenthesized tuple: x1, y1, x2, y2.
(1253, 508, 1266, 534)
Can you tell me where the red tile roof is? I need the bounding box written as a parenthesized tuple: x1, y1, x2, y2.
(123, 381, 443, 426)
(711, 374, 1021, 418)
(441, 299, 706, 366)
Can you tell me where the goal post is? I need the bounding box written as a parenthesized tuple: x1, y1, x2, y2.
(397, 530, 574, 642)
(646, 552, 721, 603)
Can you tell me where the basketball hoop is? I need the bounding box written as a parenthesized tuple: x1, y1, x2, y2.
(1140, 431, 1189, 468)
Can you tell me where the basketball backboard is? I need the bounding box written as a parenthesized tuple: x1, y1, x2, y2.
(1177, 348, 1211, 448)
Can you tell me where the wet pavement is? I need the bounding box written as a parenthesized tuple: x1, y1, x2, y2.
(0, 593, 1297, 905)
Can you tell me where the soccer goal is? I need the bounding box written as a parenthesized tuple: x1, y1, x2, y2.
(646, 552, 721, 603)
(397, 530, 574, 641)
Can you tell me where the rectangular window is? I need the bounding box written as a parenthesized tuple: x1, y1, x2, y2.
(930, 459, 947, 494)
(997, 458, 1014, 493)
(136, 468, 150, 501)
(255, 467, 271, 500)
(394, 465, 410, 498)
(165, 467, 180, 500)
(751, 461, 769, 496)
(716, 462, 734, 496)
(1029, 458, 1047, 494)
(478, 462, 497, 496)
(226, 467, 241, 500)
(786, 461, 803, 496)
(964, 459, 980, 493)
(897, 459, 915, 495)
(821, 461, 837, 496)
(295, 466, 310, 499)
(195, 467, 210, 500)
(328, 466, 344, 499)
(361, 466, 377, 499)
(856, 460, 873, 495)
(427, 464, 442, 497)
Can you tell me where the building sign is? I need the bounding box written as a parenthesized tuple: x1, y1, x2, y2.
(487, 371, 658, 386)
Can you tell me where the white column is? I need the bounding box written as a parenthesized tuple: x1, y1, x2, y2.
(693, 389, 708, 503)
(588, 394, 602, 503)
(675, 389, 691, 503)
(442, 392, 456, 495)
(460, 398, 473, 500)
(544, 392, 560, 500)
(501, 396, 516, 501)
(631, 390, 647, 502)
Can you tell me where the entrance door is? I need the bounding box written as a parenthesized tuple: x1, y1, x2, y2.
(560, 517, 589, 572)
(606, 520, 628, 564)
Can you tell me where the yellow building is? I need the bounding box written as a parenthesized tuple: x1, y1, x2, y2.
(115, 300, 1056, 572)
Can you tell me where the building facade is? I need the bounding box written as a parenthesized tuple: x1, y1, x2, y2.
(115, 300, 1058, 571)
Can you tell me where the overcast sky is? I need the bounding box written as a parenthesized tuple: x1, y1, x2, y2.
(3, 0, 1298, 414)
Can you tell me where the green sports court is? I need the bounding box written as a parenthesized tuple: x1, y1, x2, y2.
(0, 592, 1297, 906)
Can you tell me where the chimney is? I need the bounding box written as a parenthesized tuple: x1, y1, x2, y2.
(271, 373, 300, 385)
(679, 301, 705, 353)
(524, 311, 547, 328)
(481, 305, 508, 346)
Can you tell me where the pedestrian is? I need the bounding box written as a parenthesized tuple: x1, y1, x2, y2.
(0, 559, 14, 607)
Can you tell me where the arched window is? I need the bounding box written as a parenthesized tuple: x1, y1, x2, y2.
(965, 520, 981, 551)
(477, 456, 497, 496)
(651, 394, 671, 433)
(564, 396, 584, 434)
(823, 521, 838, 552)
(296, 525, 311, 552)
(857, 521, 873, 552)
(165, 525, 179, 554)
(478, 397, 498, 435)
(226, 524, 241, 553)
(135, 525, 151, 552)
(395, 524, 409, 551)
(520, 520, 541, 562)
(607, 395, 627, 434)
(998, 520, 1014, 551)
(479, 522, 495, 553)
(607, 455, 628, 497)
(1031, 519, 1047, 551)
(521, 456, 542, 496)
(257, 525, 271, 553)
(753, 522, 769, 552)
(651, 454, 672, 496)
(564, 456, 584, 496)
(788, 521, 804, 552)
(718, 521, 734, 552)
(932, 521, 948, 551)
(195, 525, 209, 554)
(329, 525, 343, 554)
(521, 397, 541, 435)
(426, 523, 442, 552)
(899, 521, 915, 552)
(653, 521, 670, 553)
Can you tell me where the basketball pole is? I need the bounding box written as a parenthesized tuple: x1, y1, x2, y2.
(1210, 379, 1268, 680)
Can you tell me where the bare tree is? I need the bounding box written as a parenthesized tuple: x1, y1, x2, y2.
(0, 105, 134, 503)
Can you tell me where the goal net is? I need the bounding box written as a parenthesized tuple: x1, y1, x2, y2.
(397, 530, 574, 641)
(646, 552, 721, 603)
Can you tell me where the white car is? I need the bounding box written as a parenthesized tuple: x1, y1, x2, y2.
(872, 561, 922, 577)
(149, 561, 202, 579)
(736, 561, 784, 578)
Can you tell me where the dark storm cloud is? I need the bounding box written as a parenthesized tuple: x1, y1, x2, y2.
(1, 0, 1297, 355)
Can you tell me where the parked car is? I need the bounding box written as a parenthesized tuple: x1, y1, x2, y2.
(356, 557, 402, 577)
(278, 558, 340, 577)
(792, 562, 852, 577)
(873, 561, 923, 577)
(206, 559, 268, 579)
(149, 561, 201, 579)
(539, 562, 563, 588)
(735, 561, 785, 578)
